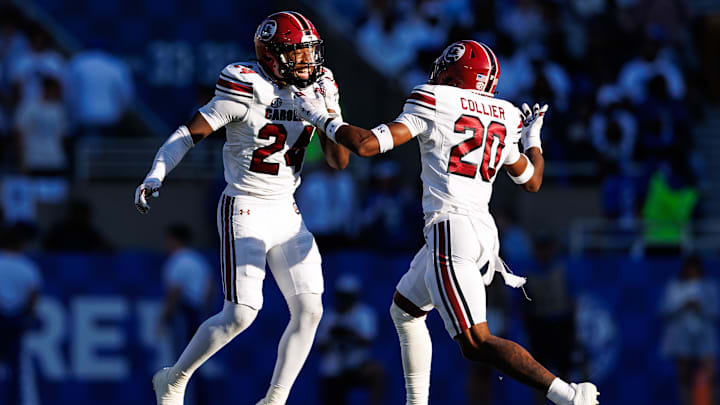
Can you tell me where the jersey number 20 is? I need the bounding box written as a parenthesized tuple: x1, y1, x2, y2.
(448, 115, 506, 181)
(249, 124, 314, 175)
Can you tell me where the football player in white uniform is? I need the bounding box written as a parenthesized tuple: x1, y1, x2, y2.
(134, 11, 349, 405)
(293, 40, 599, 405)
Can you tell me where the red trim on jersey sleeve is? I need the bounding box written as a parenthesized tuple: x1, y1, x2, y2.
(408, 91, 436, 106)
(217, 78, 253, 94)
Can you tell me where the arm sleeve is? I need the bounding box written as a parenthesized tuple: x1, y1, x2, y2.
(145, 126, 195, 182)
(198, 96, 250, 131)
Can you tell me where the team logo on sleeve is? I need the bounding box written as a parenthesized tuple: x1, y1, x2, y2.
(443, 43, 465, 62)
(258, 20, 277, 41)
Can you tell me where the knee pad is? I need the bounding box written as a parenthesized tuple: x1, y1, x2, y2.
(390, 301, 425, 325)
(288, 293, 323, 328)
(220, 301, 258, 334)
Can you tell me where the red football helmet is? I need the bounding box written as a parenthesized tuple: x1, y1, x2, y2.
(254, 11, 324, 88)
(429, 40, 500, 95)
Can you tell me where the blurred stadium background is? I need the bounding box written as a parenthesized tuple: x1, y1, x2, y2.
(1, 0, 719, 404)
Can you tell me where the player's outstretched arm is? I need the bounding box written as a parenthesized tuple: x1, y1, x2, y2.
(292, 89, 413, 158)
(134, 113, 215, 214)
(332, 122, 413, 157)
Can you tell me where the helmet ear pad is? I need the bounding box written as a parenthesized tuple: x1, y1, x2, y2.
(256, 42, 282, 79)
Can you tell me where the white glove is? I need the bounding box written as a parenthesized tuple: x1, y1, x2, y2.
(290, 86, 337, 130)
(520, 103, 548, 153)
(317, 75, 343, 121)
(134, 178, 162, 214)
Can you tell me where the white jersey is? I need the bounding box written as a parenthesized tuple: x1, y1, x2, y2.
(394, 84, 523, 219)
(199, 61, 339, 199)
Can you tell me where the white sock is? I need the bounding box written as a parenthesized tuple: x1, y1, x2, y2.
(169, 301, 258, 384)
(265, 293, 323, 405)
(546, 377, 576, 405)
(390, 302, 432, 405)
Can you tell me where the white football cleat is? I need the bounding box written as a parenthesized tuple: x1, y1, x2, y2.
(571, 382, 599, 405)
(152, 367, 186, 405)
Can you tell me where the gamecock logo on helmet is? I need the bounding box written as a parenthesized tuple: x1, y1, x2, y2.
(443, 43, 465, 62)
(259, 20, 277, 41)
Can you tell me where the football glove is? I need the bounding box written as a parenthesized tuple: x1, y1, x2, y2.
(290, 86, 338, 131)
(134, 178, 162, 214)
(317, 76, 343, 121)
(520, 103, 548, 153)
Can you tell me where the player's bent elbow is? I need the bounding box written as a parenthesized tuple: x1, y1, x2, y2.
(523, 181, 541, 193)
(326, 157, 349, 171)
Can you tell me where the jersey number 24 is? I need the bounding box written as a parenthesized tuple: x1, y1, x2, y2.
(249, 123, 314, 175)
(448, 115, 506, 181)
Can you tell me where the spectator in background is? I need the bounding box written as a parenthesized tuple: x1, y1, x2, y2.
(660, 255, 718, 405)
(158, 224, 214, 346)
(617, 36, 685, 105)
(358, 160, 422, 252)
(67, 47, 134, 138)
(43, 200, 111, 251)
(14, 76, 69, 176)
(523, 234, 576, 405)
(493, 33, 534, 102)
(1, 77, 70, 229)
(641, 158, 698, 255)
(157, 224, 213, 405)
(0, 6, 29, 91)
(529, 57, 571, 113)
(498, 0, 546, 51)
(634, 75, 688, 164)
(356, 4, 418, 77)
(590, 105, 637, 173)
(296, 162, 357, 251)
(563, 98, 597, 163)
(317, 274, 385, 405)
(6, 22, 64, 108)
(590, 102, 639, 223)
(496, 206, 533, 264)
(0, 223, 42, 405)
